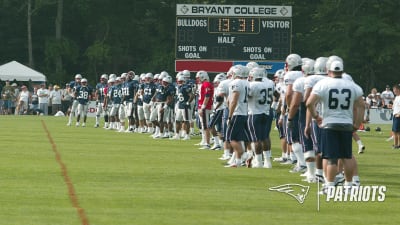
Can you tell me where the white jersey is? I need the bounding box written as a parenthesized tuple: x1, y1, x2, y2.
(292, 76, 306, 96)
(393, 95, 400, 115)
(248, 79, 275, 115)
(312, 77, 364, 126)
(284, 71, 303, 86)
(304, 75, 326, 89)
(228, 78, 249, 116)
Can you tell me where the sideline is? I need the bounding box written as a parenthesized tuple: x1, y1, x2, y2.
(41, 120, 90, 225)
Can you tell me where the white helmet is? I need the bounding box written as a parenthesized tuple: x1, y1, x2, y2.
(154, 74, 160, 80)
(326, 55, 343, 72)
(116, 77, 121, 83)
(75, 74, 82, 79)
(302, 58, 315, 75)
(120, 73, 127, 79)
(274, 69, 285, 79)
(177, 75, 186, 84)
(81, 78, 88, 85)
(145, 72, 153, 79)
(108, 78, 115, 83)
(182, 70, 191, 78)
(133, 75, 140, 81)
(232, 65, 248, 78)
(162, 76, 172, 84)
(249, 67, 266, 80)
(100, 74, 108, 80)
(314, 57, 328, 75)
(285, 53, 302, 71)
(176, 71, 183, 79)
(160, 71, 169, 78)
(109, 74, 117, 80)
(213, 73, 226, 83)
(246, 61, 259, 70)
(140, 74, 146, 81)
(196, 70, 209, 82)
(241, 66, 250, 78)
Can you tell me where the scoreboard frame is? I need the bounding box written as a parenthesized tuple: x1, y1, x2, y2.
(175, 4, 292, 62)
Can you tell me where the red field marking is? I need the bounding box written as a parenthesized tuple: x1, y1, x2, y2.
(41, 120, 89, 225)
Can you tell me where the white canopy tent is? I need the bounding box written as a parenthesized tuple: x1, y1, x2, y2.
(0, 61, 46, 82)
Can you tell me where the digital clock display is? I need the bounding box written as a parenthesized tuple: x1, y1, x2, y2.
(208, 17, 260, 34)
(175, 4, 292, 61)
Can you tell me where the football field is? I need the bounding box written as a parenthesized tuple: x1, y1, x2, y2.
(0, 116, 399, 225)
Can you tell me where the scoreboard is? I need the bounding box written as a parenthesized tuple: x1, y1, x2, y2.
(176, 4, 292, 62)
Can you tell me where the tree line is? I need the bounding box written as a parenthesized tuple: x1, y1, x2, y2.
(0, 0, 399, 93)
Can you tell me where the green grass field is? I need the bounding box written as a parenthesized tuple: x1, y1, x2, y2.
(0, 116, 399, 225)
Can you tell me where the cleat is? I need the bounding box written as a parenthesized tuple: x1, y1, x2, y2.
(199, 144, 210, 150)
(263, 160, 272, 169)
(273, 157, 287, 163)
(170, 134, 180, 140)
(219, 155, 231, 160)
(67, 122, 71, 126)
(316, 174, 325, 183)
(75, 122, 80, 127)
(210, 145, 221, 150)
(81, 123, 86, 127)
(334, 173, 345, 186)
(182, 135, 190, 140)
(280, 159, 293, 165)
(94, 124, 99, 128)
(153, 134, 161, 139)
(289, 165, 307, 173)
(194, 142, 205, 146)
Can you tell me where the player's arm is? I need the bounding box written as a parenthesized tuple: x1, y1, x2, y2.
(353, 96, 365, 130)
(285, 84, 294, 111)
(228, 91, 239, 119)
(287, 91, 302, 121)
(305, 93, 322, 125)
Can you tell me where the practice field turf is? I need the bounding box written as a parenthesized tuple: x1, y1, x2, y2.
(0, 116, 399, 225)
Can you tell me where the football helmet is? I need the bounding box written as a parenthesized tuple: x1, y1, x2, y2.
(285, 53, 302, 71)
(153, 74, 160, 81)
(133, 75, 140, 81)
(177, 75, 186, 85)
(100, 74, 108, 80)
(213, 73, 226, 83)
(182, 70, 191, 79)
(109, 74, 117, 80)
(246, 61, 259, 70)
(108, 78, 115, 83)
(274, 69, 285, 79)
(196, 70, 209, 82)
(162, 76, 172, 86)
(302, 58, 315, 75)
(81, 78, 88, 86)
(75, 74, 82, 79)
(120, 73, 127, 79)
(314, 57, 328, 75)
(250, 67, 265, 80)
(145, 72, 153, 79)
(176, 71, 183, 79)
(160, 71, 169, 78)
